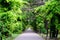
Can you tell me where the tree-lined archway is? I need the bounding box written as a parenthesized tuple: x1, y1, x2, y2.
(1, 0, 60, 40)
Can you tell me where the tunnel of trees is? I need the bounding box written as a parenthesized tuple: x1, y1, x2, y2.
(0, 0, 60, 40)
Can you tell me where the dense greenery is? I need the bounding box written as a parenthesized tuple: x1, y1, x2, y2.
(0, 0, 60, 40)
(0, 0, 28, 39)
(34, 0, 60, 38)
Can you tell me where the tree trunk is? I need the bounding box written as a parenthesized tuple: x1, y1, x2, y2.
(50, 25, 57, 39)
(46, 29, 48, 37)
(44, 19, 49, 38)
(55, 29, 58, 40)
(50, 16, 56, 39)
(50, 28, 52, 39)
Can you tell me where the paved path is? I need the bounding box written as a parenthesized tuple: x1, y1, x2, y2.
(15, 28, 44, 40)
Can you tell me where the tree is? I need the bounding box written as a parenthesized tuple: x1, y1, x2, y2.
(34, 0, 60, 38)
(0, 0, 27, 39)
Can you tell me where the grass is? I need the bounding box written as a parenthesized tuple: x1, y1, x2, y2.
(2, 34, 19, 40)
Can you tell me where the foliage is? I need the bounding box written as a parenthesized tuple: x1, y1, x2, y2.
(0, 0, 28, 39)
(36, 14, 46, 33)
(34, 0, 60, 30)
(1, 0, 60, 39)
